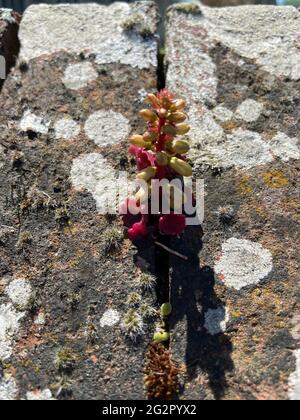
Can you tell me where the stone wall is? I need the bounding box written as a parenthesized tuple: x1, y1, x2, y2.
(0, 2, 299, 401)
(166, 4, 300, 400)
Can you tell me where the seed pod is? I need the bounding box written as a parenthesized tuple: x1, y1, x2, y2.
(153, 331, 170, 343)
(172, 139, 190, 154)
(169, 157, 193, 177)
(168, 112, 187, 123)
(136, 166, 157, 182)
(174, 99, 186, 110)
(162, 125, 177, 136)
(161, 303, 172, 317)
(176, 123, 190, 135)
(156, 152, 169, 166)
(129, 135, 151, 148)
(146, 93, 161, 109)
(143, 131, 157, 142)
(139, 109, 158, 122)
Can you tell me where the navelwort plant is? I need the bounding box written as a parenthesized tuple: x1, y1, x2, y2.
(120, 89, 192, 241)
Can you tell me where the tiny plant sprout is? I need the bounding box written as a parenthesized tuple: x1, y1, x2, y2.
(126, 292, 142, 307)
(103, 228, 123, 255)
(160, 303, 172, 318)
(139, 273, 157, 291)
(120, 89, 193, 241)
(122, 309, 144, 341)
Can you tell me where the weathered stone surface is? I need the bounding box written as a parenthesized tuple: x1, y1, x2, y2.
(167, 5, 300, 400)
(0, 2, 158, 400)
(0, 9, 20, 87)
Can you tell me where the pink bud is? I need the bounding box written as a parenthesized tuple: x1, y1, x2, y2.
(159, 214, 186, 236)
(128, 221, 149, 241)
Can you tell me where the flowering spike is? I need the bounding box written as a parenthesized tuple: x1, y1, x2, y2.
(120, 90, 193, 240)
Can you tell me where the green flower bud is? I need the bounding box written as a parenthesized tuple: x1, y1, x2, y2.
(169, 157, 193, 177)
(161, 303, 172, 317)
(153, 331, 170, 343)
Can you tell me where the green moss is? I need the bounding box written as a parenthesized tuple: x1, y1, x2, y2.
(121, 13, 154, 38)
(126, 292, 142, 307)
(55, 347, 78, 373)
(175, 3, 201, 15)
(55, 207, 69, 226)
(139, 273, 156, 291)
(16, 231, 32, 251)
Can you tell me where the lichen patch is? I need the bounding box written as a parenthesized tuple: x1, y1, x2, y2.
(0, 303, 25, 361)
(84, 110, 130, 147)
(270, 133, 300, 162)
(213, 105, 234, 123)
(100, 309, 120, 328)
(204, 307, 229, 336)
(26, 388, 54, 400)
(235, 99, 264, 123)
(19, 110, 50, 135)
(54, 117, 81, 140)
(210, 129, 273, 169)
(289, 350, 300, 400)
(0, 374, 18, 401)
(62, 62, 98, 90)
(215, 238, 273, 290)
(6, 278, 33, 310)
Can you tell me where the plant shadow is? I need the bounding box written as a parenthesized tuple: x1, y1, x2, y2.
(170, 225, 234, 400)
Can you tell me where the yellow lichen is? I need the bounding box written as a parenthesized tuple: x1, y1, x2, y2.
(238, 175, 253, 195)
(262, 170, 289, 189)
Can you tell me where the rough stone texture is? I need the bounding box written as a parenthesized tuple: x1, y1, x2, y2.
(167, 5, 300, 400)
(0, 2, 158, 400)
(0, 9, 20, 87)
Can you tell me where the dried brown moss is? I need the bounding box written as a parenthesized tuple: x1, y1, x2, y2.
(144, 343, 181, 400)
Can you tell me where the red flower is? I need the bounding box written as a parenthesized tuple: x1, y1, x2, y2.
(128, 221, 149, 241)
(159, 214, 186, 236)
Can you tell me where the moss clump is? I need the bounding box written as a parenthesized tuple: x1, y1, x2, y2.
(55, 347, 78, 373)
(139, 273, 156, 291)
(55, 207, 69, 227)
(144, 343, 181, 400)
(103, 228, 123, 255)
(140, 303, 158, 319)
(121, 13, 154, 38)
(126, 292, 142, 307)
(175, 3, 201, 15)
(121, 309, 144, 341)
(16, 231, 32, 251)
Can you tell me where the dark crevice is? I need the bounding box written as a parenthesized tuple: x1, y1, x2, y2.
(0, 12, 21, 91)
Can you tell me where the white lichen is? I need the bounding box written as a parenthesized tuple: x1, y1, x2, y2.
(54, 117, 81, 140)
(235, 99, 264, 123)
(0, 374, 18, 401)
(289, 350, 300, 401)
(19, 3, 157, 69)
(204, 307, 229, 336)
(6, 278, 33, 310)
(0, 8, 16, 24)
(84, 110, 130, 147)
(19, 110, 50, 135)
(62, 62, 98, 90)
(0, 303, 25, 361)
(210, 129, 273, 169)
(214, 238, 273, 290)
(270, 133, 300, 162)
(213, 105, 234, 123)
(100, 309, 120, 328)
(26, 389, 54, 400)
